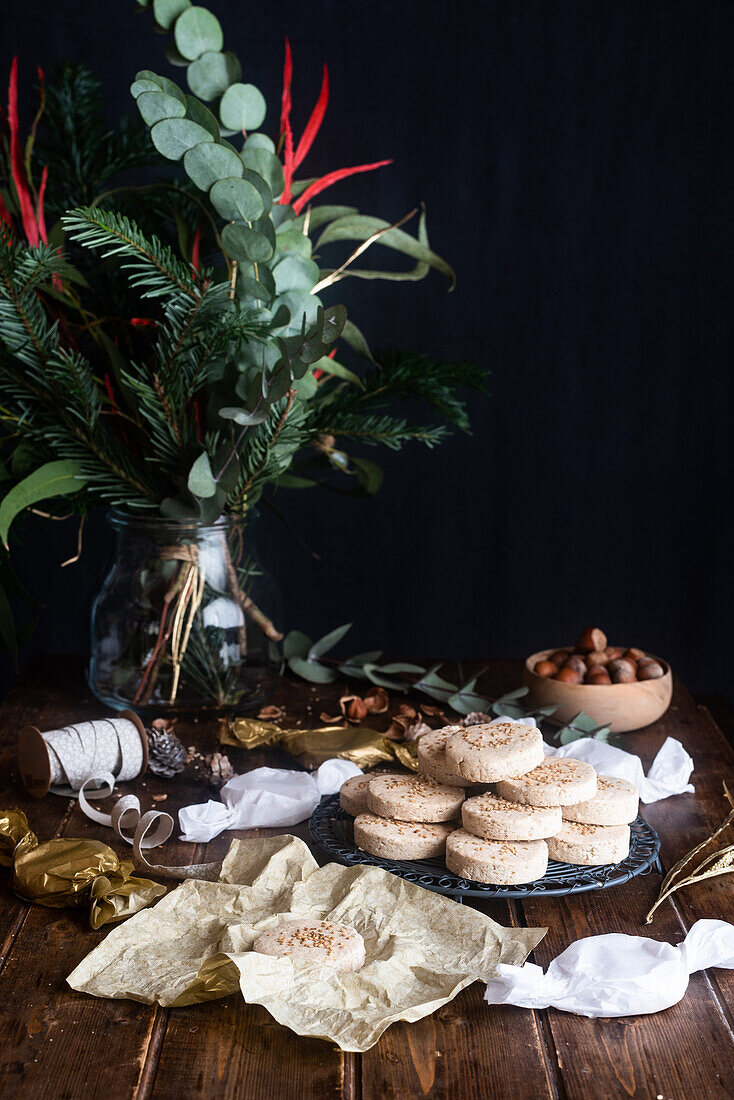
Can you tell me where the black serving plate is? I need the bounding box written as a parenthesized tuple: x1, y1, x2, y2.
(309, 794, 662, 901)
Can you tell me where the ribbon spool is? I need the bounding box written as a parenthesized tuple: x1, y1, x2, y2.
(18, 711, 148, 799)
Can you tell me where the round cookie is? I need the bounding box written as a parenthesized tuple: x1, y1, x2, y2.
(366, 774, 465, 822)
(462, 791, 562, 841)
(339, 772, 401, 816)
(445, 829, 548, 885)
(353, 813, 456, 860)
(444, 722, 544, 783)
(417, 726, 473, 787)
(496, 758, 597, 807)
(547, 821, 630, 865)
(252, 919, 366, 972)
(563, 775, 639, 826)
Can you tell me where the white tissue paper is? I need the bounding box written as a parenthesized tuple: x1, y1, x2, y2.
(484, 919, 734, 1017)
(178, 758, 362, 842)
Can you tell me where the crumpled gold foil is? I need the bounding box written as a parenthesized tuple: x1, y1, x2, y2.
(222, 719, 420, 772)
(68, 835, 547, 1050)
(0, 808, 166, 929)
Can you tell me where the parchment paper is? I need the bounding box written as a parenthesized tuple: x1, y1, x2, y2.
(68, 835, 546, 1050)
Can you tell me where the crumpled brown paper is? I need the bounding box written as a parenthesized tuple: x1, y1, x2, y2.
(68, 834, 546, 1050)
(0, 808, 166, 929)
(221, 719, 419, 771)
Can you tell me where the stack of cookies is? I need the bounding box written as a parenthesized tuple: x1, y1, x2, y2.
(340, 772, 465, 860)
(339, 720, 640, 886)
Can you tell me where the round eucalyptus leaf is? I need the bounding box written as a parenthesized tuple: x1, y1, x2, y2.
(273, 254, 320, 294)
(165, 43, 190, 67)
(151, 117, 214, 160)
(237, 261, 276, 299)
(183, 141, 243, 191)
(137, 91, 187, 126)
(220, 83, 267, 132)
(273, 290, 320, 333)
(272, 226, 312, 259)
(235, 275, 274, 305)
(253, 215, 276, 252)
(187, 50, 241, 101)
(152, 74, 187, 104)
(292, 371, 318, 401)
(153, 0, 190, 30)
(242, 168, 272, 214)
(131, 77, 161, 98)
(184, 95, 221, 139)
(221, 222, 274, 263)
(174, 6, 223, 61)
(210, 177, 264, 222)
(241, 147, 284, 199)
(271, 205, 294, 230)
(244, 132, 275, 154)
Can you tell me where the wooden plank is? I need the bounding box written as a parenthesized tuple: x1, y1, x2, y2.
(360, 899, 557, 1100)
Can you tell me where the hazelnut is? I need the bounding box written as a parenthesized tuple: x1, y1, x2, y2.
(586, 651, 609, 667)
(555, 666, 583, 684)
(605, 647, 624, 661)
(608, 658, 637, 684)
(563, 654, 587, 675)
(534, 660, 558, 678)
(576, 627, 608, 654)
(623, 647, 646, 662)
(585, 667, 611, 685)
(638, 660, 664, 680)
(549, 649, 571, 667)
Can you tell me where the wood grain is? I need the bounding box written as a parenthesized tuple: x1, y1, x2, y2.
(0, 657, 732, 1100)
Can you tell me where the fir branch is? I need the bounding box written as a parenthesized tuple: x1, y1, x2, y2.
(62, 207, 200, 301)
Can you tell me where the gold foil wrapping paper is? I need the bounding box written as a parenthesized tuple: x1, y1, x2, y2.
(222, 718, 420, 771)
(68, 834, 546, 1051)
(0, 808, 166, 928)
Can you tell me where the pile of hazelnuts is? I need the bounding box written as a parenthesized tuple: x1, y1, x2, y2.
(534, 628, 666, 686)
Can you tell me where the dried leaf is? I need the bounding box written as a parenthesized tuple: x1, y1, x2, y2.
(646, 782, 734, 923)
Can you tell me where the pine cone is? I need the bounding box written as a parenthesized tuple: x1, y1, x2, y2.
(146, 720, 188, 778)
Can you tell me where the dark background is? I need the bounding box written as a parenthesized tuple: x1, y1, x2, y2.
(0, 0, 732, 697)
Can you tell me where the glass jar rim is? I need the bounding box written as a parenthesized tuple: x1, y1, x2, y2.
(106, 507, 253, 533)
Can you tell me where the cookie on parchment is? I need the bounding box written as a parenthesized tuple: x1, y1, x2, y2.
(445, 829, 549, 885)
(462, 791, 562, 841)
(444, 722, 544, 783)
(353, 813, 456, 860)
(496, 758, 597, 807)
(253, 919, 366, 972)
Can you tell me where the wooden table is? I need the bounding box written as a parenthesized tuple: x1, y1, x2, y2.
(1, 658, 733, 1100)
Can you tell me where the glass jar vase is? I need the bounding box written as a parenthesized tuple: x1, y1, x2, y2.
(88, 510, 282, 714)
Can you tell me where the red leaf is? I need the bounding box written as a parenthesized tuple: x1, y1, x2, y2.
(130, 317, 158, 328)
(36, 164, 48, 244)
(292, 160, 392, 215)
(279, 38, 295, 204)
(8, 58, 39, 246)
(191, 224, 201, 271)
(0, 193, 12, 230)
(293, 63, 329, 169)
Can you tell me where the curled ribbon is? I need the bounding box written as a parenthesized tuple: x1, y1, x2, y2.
(78, 776, 221, 882)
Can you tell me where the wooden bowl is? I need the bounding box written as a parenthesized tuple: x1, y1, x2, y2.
(523, 649, 673, 732)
